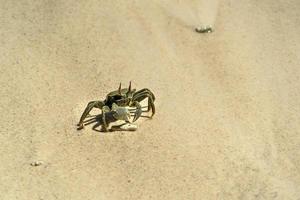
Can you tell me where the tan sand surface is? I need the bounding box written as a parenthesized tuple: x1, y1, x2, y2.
(1, 0, 300, 199)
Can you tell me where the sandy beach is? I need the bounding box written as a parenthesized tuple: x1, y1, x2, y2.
(1, 0, 300, 199)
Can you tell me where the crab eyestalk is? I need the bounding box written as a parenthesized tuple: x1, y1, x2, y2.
(126, 81, 132, 94)
(118, 83, 122, 94)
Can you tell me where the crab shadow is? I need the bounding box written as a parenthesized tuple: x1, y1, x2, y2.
(77, 113, 150, 132)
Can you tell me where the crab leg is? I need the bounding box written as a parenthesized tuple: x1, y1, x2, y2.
(134, 88, 156, 101)
(132, 91, 155, 117)
(131, 101, 142, 122)
(128, 106, 149, 112)
(101, 106, 110, 132)
(77, 100, 105, 129)
(133, 89, 155, 112)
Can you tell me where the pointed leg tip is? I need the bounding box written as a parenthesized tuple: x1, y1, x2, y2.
(132, 117, 138, 122)
(103, 128, 109, 132)
(133, 110, 142, 121)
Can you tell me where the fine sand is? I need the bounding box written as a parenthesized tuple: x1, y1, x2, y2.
(1, 0, 300, 199)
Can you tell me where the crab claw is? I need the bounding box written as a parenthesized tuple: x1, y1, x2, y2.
(112, 103, 131, 122)
(132, 101, 142, 122)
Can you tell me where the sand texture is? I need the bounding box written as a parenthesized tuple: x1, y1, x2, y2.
(1, 0, 300, 199)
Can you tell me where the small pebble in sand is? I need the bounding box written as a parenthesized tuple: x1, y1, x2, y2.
(195, 26, 213, 33)
(30, 161, 43, 167)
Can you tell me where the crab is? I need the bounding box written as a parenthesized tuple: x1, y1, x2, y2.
(77, 82, 155, 131)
